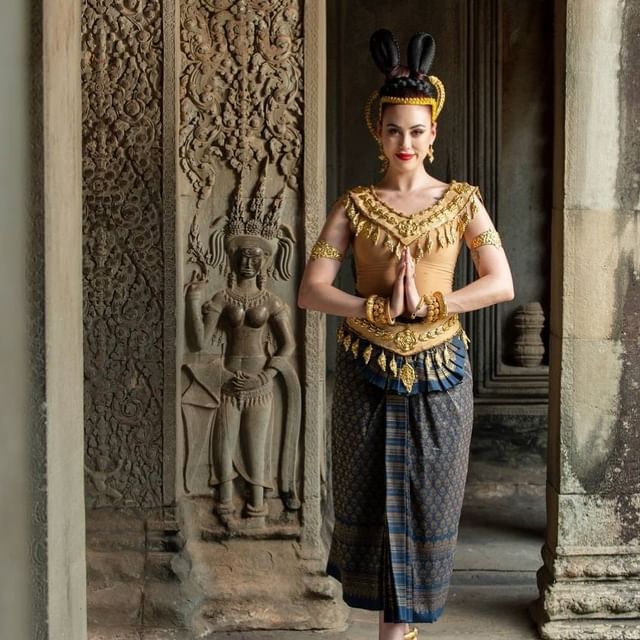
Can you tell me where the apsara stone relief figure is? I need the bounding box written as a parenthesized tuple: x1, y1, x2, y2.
(183, 168, 301, 526)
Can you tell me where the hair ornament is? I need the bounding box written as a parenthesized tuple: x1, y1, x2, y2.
(365, 29, 446, 141)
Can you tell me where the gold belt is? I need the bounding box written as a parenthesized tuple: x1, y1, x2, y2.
(344, 313, 464, 356)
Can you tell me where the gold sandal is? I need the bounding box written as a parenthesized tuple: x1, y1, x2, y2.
(404, 628, 418, 640)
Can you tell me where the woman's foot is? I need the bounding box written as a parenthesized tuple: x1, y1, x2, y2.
(378, 613, 416, 640)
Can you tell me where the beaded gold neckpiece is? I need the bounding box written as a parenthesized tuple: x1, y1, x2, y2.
(344, 181, 479, 260)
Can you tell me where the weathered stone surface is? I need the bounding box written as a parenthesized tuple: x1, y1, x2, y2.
(145, 552, 180, 582)
(87, 583, 143, 627)
(88, 627, 141, 640)
(142, 581, 194, 629)
(536, 1, 640, 637)
(87, 550, 145, 586)
(86, 529, 147, 553)
(538, 620, 640, 640)
(555, 493, 640, 550)
(86, 509, 146, 533)
(175, 495, 348, 632)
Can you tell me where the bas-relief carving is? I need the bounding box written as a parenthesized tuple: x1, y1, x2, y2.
(179, 0, 303, 205)
(82, 0, 164, 507)
(178, 0, 304, 532)
(182, 168, 301, 530)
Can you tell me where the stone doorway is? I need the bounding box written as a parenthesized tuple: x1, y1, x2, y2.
(17, 0, 639, 638)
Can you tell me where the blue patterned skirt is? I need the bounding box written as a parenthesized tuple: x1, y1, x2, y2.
(326, 328, 474, 623)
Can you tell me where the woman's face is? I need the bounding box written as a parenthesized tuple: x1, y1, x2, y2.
(377, 104, 437, 171)
(234, 246, 264, 279)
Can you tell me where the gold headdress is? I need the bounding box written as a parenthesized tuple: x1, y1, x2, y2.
(366, 30, 446, 141)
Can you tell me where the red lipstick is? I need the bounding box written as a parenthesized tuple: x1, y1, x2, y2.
(395, 153, 415, 161)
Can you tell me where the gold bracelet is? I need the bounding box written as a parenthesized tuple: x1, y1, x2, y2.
(423, 294, 440, 323)
(385, 298, 396, 326)
(365, 295, 376, 324)
(369, 295, 391, 327)
(410, 295, 426, 320)
(432, 291, 448, 319)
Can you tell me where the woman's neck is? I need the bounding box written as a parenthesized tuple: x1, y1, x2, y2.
(377, 167, 436, 193)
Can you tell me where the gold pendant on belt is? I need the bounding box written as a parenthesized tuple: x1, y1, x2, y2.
(393, 328, 418, 353)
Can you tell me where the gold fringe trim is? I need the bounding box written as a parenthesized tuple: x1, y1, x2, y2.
(336, 324, 469, 394)
(344, 182, 479, 261)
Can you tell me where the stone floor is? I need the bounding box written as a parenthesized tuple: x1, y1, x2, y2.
(88, 459, 546, 639)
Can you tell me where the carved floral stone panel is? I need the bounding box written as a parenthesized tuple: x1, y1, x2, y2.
(82, 0, 164, 507)
(179, 0, 303, 204)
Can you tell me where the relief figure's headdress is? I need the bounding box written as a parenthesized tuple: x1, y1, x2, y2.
(365, 29, 446, 142)
(208, 163, 294, 281)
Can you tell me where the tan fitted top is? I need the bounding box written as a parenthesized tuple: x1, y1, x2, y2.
(345, 180, 480, 298)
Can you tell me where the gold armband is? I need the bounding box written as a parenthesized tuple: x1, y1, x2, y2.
(310, 239, 343, 261)
(470, 228, 502, 250)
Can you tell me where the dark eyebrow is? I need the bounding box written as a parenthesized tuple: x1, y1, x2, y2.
(385, 123, 427, 129)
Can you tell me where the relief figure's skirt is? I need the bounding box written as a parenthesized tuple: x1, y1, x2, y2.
(326, 341, 474, 623)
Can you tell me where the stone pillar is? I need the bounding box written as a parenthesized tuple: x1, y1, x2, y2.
(174, 0, 346, 632)
(533, 1, 640, 638)
(0, 2, 32, 638)
(3, 0, 87, 637)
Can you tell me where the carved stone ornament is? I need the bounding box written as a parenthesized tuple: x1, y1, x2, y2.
(512, 301, 545, 366)
(182, 167, 301, 531)
(82, 0, 164, 507)
(180, 0, 303, 205)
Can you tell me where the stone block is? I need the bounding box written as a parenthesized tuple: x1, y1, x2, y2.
(87, 583, 143, 627)
(564, 1, 623, 213)
(142, 630, 192, 639)
(86, 529, 146, 553)
(562, 209, 635, 342)
(86, 509, 145, 534)
(86, 550, 145, 587)
(537, 620, 640, 640)
(88, 626, 141, 640)
(145, 551, 179, 582)
(556, 492, 640, 550)
(142, 581, 191, 629)
(556, 338, 624, 495)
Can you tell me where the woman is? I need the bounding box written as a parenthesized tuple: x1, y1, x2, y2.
(298, 30, 514, 640)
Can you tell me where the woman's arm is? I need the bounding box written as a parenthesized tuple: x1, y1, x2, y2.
(297, 199, 368, 318)
(445, 196, 514, 313)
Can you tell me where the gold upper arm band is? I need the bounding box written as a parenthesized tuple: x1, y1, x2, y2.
(310, 239, 344, 261)
(470, 229, 502, 250)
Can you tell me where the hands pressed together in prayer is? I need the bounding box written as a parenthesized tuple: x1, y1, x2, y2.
(390, 247, 429, 319)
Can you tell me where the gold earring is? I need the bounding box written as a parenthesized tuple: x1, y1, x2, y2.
(377, 141, 389, 173)
(427, 144, 435, 163)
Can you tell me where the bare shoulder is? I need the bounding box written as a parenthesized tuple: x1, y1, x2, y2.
(316, 190, 354, 253)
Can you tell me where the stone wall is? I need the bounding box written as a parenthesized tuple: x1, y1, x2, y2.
(533, 1, 640, 637)
(82, 0, 167, 509)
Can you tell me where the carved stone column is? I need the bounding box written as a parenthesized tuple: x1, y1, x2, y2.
(532, 1, 640, 638)
(175, 0, 346, 632)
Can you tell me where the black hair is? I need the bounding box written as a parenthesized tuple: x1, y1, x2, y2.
(369, 29, 438, 100)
